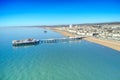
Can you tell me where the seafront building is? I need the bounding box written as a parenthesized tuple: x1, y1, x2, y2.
(60, 24, 120, 41)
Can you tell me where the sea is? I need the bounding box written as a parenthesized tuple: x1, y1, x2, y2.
(0, 27, 120, 80)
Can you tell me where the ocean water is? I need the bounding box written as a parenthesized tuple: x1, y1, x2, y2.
(0, 27, 120, 80)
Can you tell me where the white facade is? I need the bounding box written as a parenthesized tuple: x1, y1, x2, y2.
(69, 24, 73, 28)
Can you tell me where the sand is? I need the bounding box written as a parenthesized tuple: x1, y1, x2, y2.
(84, 37, 120, 51)
(47, 27, 120, 51)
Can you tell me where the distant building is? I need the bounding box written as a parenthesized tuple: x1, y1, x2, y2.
(69, 24, 73, 28)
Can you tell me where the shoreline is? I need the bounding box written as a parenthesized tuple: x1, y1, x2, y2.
(47, 27, 120, 51)
(45, 27, 77, 37)
(84, 37, 120, 51)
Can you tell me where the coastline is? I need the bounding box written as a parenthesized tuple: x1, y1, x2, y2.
(45, 27, 77, 37)
(84, 37, 120, 51)
(47, 27, 120, 51)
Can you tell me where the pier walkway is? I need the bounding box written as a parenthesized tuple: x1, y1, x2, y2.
(39, 37, 83, 43)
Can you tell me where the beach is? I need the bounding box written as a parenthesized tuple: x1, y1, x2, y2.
(84, 37, 120, 51)
(48, 27, 120, 51)
(45, 27, 76, 37)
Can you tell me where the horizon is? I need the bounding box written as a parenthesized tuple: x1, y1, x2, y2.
(1, 21, 120, 27)
(0, 0, 120, 27)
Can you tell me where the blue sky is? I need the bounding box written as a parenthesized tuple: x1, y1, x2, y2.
(0, 0, 120, 26)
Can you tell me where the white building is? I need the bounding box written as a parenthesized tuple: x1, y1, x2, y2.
(69, 24, 73, 28)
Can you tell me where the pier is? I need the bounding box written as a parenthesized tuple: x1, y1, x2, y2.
(12, 38, 40, 46)
(12, 37, 84, 46)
